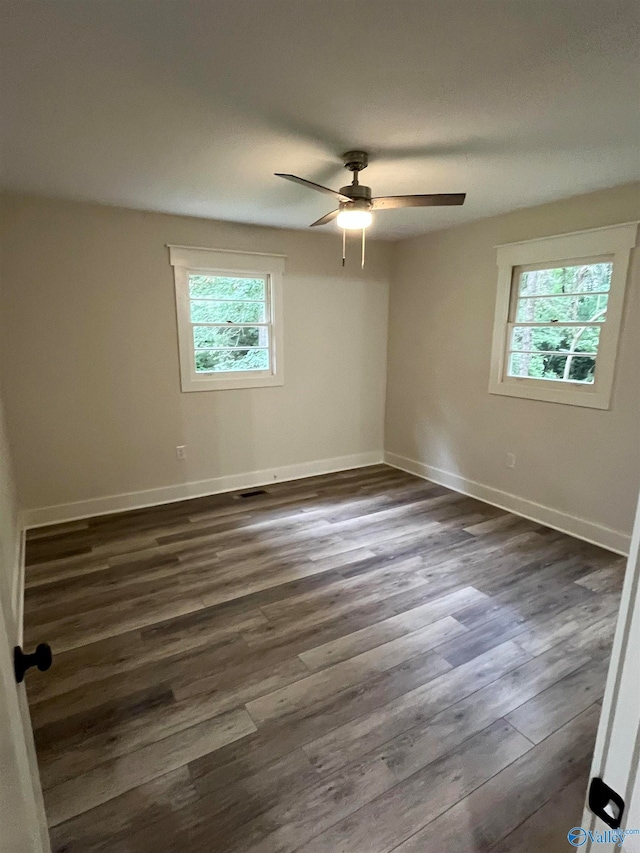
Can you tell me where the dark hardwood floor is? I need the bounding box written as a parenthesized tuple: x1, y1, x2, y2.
(22, 465, 625, 852)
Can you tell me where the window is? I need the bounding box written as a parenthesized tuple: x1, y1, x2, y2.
(507, 259, 611, 386)
(489, 223, 637, 409)
(169, 246, 285, 392)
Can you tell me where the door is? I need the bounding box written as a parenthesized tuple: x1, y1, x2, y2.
(581, 491, 640, 851)
(0, 570, 50, 852)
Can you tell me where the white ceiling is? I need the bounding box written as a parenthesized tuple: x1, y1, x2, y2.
(1, 0, 638, 239)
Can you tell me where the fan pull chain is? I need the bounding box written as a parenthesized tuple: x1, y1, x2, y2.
(339, 227, 367, 268)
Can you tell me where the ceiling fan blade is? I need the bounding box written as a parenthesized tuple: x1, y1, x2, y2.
(371, 193, 466, 210)
(275, 173, 351, 202)
(310, 209, 339, 227)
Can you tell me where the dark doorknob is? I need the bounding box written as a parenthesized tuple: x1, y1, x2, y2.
(14, 643, 53, 684)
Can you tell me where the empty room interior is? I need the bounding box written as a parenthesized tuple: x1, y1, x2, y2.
(1, 2, 640, 852)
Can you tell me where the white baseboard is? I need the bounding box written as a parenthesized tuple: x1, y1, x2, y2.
(22, 451, 384, 529)
(384, 451, 630, 556)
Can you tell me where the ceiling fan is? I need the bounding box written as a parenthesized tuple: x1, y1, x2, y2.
(275, 150, 466, 267)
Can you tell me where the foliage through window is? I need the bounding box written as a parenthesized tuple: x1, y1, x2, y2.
(507, 261, 612, 385)
(189, 275, 271, 374)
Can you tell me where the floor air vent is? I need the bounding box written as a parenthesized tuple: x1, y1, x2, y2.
(237, 489, 268, 499)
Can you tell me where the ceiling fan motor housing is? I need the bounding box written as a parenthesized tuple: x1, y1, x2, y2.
(340, 183, 372, 204)
(338, 196, 372, 214)
(342, 150, 369, 172)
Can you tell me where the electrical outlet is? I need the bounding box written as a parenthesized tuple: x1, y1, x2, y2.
(506, 452, 516, 469)
(176, 445, 187, 461)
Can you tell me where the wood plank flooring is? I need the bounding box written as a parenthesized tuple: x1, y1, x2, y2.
(23, 465, 625, 852)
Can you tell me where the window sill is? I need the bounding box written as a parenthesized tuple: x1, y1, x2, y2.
(181, 373, 284, 392)
(488, 377, 611, 409)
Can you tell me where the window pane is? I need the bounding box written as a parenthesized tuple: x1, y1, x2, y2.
(511, 325, 600, 355)
(518, 263, 612, 297)
(194, 348, 270, 373)
(515, 293, 608, 323)
(508, 352, 596, 384)
(566, 356, 596, 383)
(193, 326, 268, 348)
(509, 352, 551, 379)
(190, 300, 266, 323)
(188, 275, 265, 300)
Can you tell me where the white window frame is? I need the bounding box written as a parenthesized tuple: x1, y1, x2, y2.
(169, 245, 285, 392)
(489, 222, 637, 410)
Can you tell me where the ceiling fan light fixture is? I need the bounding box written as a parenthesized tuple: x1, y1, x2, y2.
(336, 208, 373, 230)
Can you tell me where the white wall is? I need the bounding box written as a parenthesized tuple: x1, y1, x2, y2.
(385, 182, 640, 553)
(0, 194, 391, 521)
